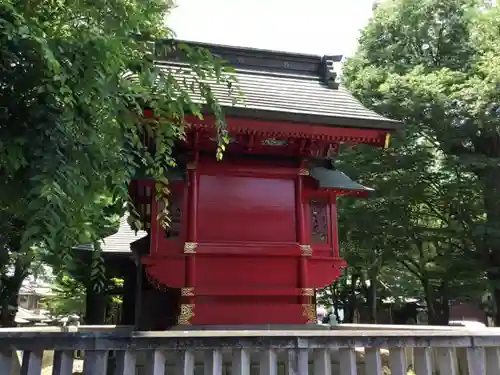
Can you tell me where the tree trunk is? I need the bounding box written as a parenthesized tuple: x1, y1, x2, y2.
(433, 298, 450, 326)
(486, 263, 500, 326)
(489, 271, 500, 325)
(331, 288, 342, 324)
(85, 287, 107, 325)
(422, 279, 437, 324)
(368, 273, 378, 324)
(0, 276, 24, 327)
(479, 166, 500, 325)
(343, 274, 360, 323)
(0, 298, 13, 327)
(424, 289, 450, 325)
(493, 288, 500, 326)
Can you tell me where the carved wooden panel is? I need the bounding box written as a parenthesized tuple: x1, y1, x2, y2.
(309, 199, 328, 243)
(164, 194, 182, 239)
(135, 182, 152, 230)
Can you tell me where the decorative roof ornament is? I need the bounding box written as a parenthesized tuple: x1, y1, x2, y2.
(261, 138, 288, 146)
(321, 55, 340, 90)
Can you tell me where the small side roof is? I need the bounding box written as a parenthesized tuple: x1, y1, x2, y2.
(140, 40, 403, 131)
(73, 214, 146, 254)
(310, 167, 374, 194)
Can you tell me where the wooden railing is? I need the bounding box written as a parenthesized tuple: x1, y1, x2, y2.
(1, 326, 500, 375)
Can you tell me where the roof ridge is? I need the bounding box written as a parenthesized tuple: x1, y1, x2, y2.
(156, 61, 322, 81)
(169, 39, 339, 62)
(237, 68, 321, 81)
(154, 39, 343, 79)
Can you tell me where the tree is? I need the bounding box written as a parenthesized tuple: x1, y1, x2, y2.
(40, 271, 124, 322)
(40, 275, 86, 319)
(337, 0, 500, 324)
(332, 142, 485, 323)
(0, 0, 234, 325)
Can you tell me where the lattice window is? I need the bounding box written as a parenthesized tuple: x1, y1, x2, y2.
(161, 194, 182, 239)
(310, 199, 328, 243)
(165, 197, 182, 239)
(137, 184, 152, 230)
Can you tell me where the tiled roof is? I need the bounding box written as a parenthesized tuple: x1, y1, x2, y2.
(73, 214, 146, 253)
(16, 307, 48, 322)
(158, 62, 399, 129)
(141, 40, 402, 130)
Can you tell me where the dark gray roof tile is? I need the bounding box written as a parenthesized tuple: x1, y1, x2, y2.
(147, 41, 402, 130)
(73, 215, 146, 253)
(151, 61, 400, 130)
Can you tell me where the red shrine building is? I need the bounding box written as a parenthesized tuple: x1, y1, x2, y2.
(75, 41, 401, 328)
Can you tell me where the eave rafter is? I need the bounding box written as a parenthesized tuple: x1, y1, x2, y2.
(185, 115, 388, 147)
(141, 110, 393, 159)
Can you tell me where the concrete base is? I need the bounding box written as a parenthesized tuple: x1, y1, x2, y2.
(169, 324, 331, 331)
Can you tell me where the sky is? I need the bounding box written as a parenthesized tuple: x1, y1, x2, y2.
(167, 0, 376, 58)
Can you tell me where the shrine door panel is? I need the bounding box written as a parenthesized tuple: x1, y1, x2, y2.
(197, 175, 296, 242)
(196, 256, 298, 288)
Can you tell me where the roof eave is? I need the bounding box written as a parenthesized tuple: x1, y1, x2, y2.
(220, 106, 403, 132)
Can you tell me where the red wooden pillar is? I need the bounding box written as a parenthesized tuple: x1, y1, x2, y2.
(296, 163, 314, 322)
(330, 193, 340, 258)
(180, 155, 199, 325)
(296, 167, 307, 245)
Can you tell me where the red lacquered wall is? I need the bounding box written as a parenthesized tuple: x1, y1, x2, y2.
(195, 256, 298, 288)
(197, 175, 296, 243)
(142, 157, 347, 325)
(193, 301, 306, 325)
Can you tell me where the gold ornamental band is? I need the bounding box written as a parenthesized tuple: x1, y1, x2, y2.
(181, 287, 195, 297)
(178, 304, 195, 325)
(301, 288, 314, 296)
(384, 134, 391, 149)
(299, 244, 312, 257)
(302, 304, 316, 324)
(184, 242, 197, 254)
(298, 168, 310, 176)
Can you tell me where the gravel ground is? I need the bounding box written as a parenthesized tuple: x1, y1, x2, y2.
(41, 359, 83, 375)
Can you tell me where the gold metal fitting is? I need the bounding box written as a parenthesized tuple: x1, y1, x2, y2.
(181, 287, 195, 297)
(301, 288, 314, 296)
(178, 304, 195, 325)
(300, 244, 312, 256)
(302, 304, 316, 324)
(184, 242, 197, 254)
